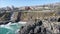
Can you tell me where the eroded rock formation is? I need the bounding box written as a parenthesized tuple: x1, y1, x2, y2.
(19, 19, 60, 34)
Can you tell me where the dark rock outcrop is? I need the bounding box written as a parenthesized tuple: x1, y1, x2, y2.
(0, 21, 9, 25)
(19, 19, 60, 34)
(19, 20, 46, 34)
(58, 18, 60, 22)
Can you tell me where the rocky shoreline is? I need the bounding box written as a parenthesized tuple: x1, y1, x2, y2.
(19, 18, 60, 34)
(0, 3, 60, 34)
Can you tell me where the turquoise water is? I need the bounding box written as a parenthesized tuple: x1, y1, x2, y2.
(0, 22, 25, 34)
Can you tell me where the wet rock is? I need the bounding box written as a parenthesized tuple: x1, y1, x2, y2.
(58, 18, 60, 22)
(0, 21, 9, 25)
(3, 21, 9, 25)
(0, 22, 4, 25)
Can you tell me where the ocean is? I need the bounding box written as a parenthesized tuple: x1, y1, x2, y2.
(0, 22, 27, 34)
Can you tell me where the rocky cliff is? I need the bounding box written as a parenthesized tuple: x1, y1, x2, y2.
(0, 3, 60, 24)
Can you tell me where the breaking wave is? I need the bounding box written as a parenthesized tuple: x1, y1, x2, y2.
(0, 21, 27, 34)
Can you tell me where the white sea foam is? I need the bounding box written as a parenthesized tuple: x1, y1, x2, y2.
(6, 22, 12, 25)
(0, 25, 5, 27)
(0, 22, 13, 30)
(18, 21, 27, 24)
(11, 23, 17, 25)
(0, 25, 12, 30)
(15, 29, 20, 34)
(15, 29, 20, 33)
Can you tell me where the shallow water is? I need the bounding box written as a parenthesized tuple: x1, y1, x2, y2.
(0, 22, 26, 34)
